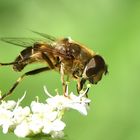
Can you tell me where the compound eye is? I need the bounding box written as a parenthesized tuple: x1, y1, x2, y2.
(86, 58, 96, 77)
(86, 55, 106, 77)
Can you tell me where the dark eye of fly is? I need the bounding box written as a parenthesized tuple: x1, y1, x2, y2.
(86, 55, 106, 77)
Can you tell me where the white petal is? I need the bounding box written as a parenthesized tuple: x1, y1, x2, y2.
(69, 92, 78, 100)
(81, 97, 91, 103)
(2, 124, 9, 134)
(0, 109, 14, 134)
(44, 111, 58, 122)
(2, 121, 13, 134)
(14, 121, 31, 137)
(13, 106, 30, 124)
(31, 101, 43, 113)
(46, 95, 70, 110)
(51, 120, 66, 131)
(30, 114, 42, 122)
(42, 121, 52, 134)
(42, 119, 65, 134)
(68, 103, 88, 115)
(0, 100, 16, 110)
(31, 101, 51, 114)
(22, 106, 31, 116)
(0, 109, 13, 125)
(28, 120, 43, 134)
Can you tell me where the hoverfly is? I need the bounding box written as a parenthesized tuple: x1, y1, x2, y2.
(0, 31, 108, 100)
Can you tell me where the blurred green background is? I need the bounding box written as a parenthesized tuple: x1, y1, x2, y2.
(0, 0, 140, 140)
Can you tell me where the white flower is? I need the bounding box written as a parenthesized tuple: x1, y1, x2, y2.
(0, 85, 91, 139)
(0, 100, 16, 110)
(45, 86, 90, 116)
(13, 106, 30, 124)
(0, 108, 14, 134)
(0, 100, 17, 134)
(67, 92, 90, 115)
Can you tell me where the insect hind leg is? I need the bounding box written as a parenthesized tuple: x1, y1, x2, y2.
(0, 66, 51, 101)
(0, 61, 17, 66)
(0, 61, 27, 72)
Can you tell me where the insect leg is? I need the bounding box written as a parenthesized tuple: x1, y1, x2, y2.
(0, 62, 17, 66)
(0, 67, 51, 101)
(76, 78, 89, 98)
(42, 52, 68, 93)
(60, 63, 67, 96)
(42, 52, 55, 69)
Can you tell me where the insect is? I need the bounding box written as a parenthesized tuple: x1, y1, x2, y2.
(0, 31, 108, 100)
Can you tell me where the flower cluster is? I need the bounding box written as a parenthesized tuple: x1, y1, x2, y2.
(0, 86, 90, 139)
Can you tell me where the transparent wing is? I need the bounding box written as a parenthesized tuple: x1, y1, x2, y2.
(31, 30, 57, 41)
(0, 37, 72, 59)
(0, 31, 57, 47)
(0, 37, 52, 48)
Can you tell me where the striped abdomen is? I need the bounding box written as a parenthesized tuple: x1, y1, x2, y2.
(13, 47, 37, 71)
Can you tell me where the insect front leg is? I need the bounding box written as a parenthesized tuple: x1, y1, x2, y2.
(60, 63, 67, 96)
(76, 78, 89, 98)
